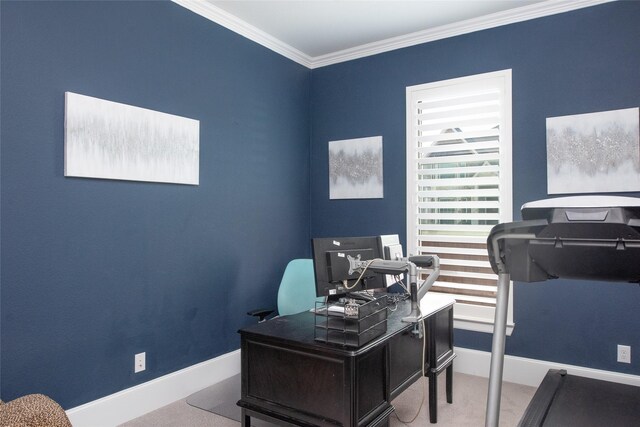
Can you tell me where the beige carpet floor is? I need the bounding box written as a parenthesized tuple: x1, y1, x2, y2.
(120, 372, 535, 426)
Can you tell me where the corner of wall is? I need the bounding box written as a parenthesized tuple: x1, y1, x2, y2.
(66, 350, 240, 426)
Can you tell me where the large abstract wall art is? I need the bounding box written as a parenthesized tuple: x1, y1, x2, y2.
(64, 92, 200, 185)
(546, 107, 639, 194)
(328, 136, 383, 199)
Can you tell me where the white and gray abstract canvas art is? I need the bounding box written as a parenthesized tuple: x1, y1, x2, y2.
(65, 92, 200, 185)
(329, 136, 383, 199)
(546, 107, 640, 194)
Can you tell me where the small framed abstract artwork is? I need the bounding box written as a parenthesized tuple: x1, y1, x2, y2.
(65, 92, 200, 185)
(329, 136, 383, 199)
(546, 107, 639, 194)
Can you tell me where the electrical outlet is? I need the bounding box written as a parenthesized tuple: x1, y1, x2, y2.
(617, 345, 631, 364)
(135, 352, 146, 373)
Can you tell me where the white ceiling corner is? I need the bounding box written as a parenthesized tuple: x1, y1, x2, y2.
(173, 0, 615, 69)
(173, 0, 314, 67)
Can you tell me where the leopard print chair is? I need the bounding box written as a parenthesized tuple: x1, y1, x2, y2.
(0, 394, 71, 427)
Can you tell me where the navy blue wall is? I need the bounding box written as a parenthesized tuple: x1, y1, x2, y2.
(310, 2, 640, 374)
(2, 0, 639, 413)
(1, 1, 310, 407)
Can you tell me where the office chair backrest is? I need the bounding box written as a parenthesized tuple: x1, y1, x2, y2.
(277, 259, 321, 316)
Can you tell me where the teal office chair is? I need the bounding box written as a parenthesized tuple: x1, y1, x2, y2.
(248, 259, 322, 321)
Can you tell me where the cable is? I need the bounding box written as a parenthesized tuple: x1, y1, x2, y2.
(395, 277, 409, 294)
(343, 258, 383, 290)
(346, 258, 429, 423)
(386, 275, 411, 313)
(393, 320, 428, 425)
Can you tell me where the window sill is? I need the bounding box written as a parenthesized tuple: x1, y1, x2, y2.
(454, 316, 515, 336)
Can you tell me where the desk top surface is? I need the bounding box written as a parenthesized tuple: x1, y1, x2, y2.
(239, 298, 448, 356)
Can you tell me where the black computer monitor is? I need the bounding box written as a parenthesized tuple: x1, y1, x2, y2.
(312, 236, 386, 298)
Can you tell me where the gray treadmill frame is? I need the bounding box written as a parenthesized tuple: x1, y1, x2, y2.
(484, 196, 640, 427)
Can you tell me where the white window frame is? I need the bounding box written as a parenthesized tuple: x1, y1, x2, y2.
(406, 69, 514, 335)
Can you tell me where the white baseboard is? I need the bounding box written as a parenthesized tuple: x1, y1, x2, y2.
(66, 350, 241, 427)
(66, 346, 639, 426)
(453, 346, 640, 388)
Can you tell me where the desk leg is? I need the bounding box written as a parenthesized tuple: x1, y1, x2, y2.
(446, 364, 453, 404)
(429, 372, 437, 423)
(241, 408, 250, 427)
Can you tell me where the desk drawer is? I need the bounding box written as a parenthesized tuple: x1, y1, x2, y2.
(244, 340, 346, 423)
(316, 319, 387, 347)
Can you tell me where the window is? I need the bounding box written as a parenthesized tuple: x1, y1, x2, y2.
(406, 70, 513, 334)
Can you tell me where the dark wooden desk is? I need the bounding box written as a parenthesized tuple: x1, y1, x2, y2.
(237, 299, 454, 426)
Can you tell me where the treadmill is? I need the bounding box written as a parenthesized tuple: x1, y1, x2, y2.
(485, 195, 640, 427)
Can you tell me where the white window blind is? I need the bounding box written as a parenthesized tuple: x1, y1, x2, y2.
(406, 70, 513, 333)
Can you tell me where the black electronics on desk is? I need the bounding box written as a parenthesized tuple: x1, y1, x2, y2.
(314, 294, 388, 347)
(311, 236, 391, 347)
(312, 236, 386, 299)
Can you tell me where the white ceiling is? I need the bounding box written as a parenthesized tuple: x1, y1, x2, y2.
(209, 0, 545, 58)
(175, 0, 612, 68)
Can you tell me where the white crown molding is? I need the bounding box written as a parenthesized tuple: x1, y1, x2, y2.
(174, 0, 614, 70)
(172, 0, 313, 68)
(310, 0, 615, 68)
